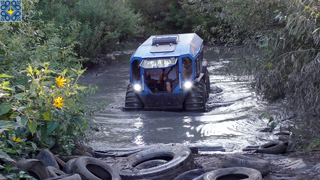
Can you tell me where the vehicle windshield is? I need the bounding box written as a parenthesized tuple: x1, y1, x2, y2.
(140, 58, 177, 69)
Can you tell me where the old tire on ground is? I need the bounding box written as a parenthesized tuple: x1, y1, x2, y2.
(184, 80, 206, 112)
(63, 158, 77, 174)
(47, 166, 66, 177)
(44, 174, 82, 180)
(125, 84, 143, 110)
(117, 145, 194, 180)
(203, 167, 262, 180)
(135, 159, 168, 170)
(173, 168, 217, 180)
(37, 149, 60, 170)
(15, 159, 50, 179)
(222, 154, 270, 176)
(255, 141, 287, 154)
(71, 156, 121, 180)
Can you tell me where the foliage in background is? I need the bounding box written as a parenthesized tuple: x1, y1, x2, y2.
(188, 0, 320, 136)
(37, 0, 141, 60)
(127, 0, 204, 37)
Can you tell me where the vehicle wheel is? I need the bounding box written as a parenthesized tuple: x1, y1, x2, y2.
(14, 159, 50, 179)
(47, 166, 66, 177)
(44, 174, 82, 180)
(222, 154, 270, 176)
(255, 141, 287, 154)
(117, 145, 194, 180)
(203, 167, 262, 180)
(125, 84, 143, 110)
(184, 80, 206, 112)
(37, 149, 60, 170)
(205, 69, 210, 99)
(71, 156, 121, 180)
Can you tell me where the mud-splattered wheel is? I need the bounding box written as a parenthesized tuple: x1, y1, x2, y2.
(125, 84, 143, 110)
(184, 80, 206, 112)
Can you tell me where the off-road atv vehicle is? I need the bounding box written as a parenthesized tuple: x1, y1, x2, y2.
(125, 33, 210, 111)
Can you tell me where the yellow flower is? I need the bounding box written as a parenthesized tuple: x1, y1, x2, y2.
(12, 137, 21, 142)
(56, 76, 67, 87)
(53, 97, 65, 109)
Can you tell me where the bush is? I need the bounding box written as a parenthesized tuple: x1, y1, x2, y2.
(0, 1, 97, 178)
(37, 0, 141, 59)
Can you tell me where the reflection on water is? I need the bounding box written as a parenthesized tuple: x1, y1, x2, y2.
(80, 42, 280, 152)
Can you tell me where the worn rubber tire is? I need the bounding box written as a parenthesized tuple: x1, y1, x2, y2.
(256, 141, 287, 154)
(125, 84, 143, 110)
(15, 159, 50, 179)
(37, 149, 60, 170)
(135, 159, 167, 170)
(63, 158, 77, 174)
(44, 173, 82, 180)
(222, 154, 270, 176)
(47, 166, 66, 177)
(71, 156, 121, 180)
(184, 80, 206, 112)
(173, 168, 217, 180)
(117, 145, 194, 180)
(203, 167, 262, 180)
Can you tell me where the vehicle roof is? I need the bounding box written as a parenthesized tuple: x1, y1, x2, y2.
(132, 33, 203, 60)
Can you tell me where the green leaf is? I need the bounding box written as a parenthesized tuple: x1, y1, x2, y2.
(62, 68, 68, 76)
(21, 115, 28, 125)
(0, 150, 15, 163)
(65, 98, 75, 107)
(2, 148, 16, 154)
(0, 102, 12, 116)
(16, 85, 25, 91)
(28, 120, 37, 135)
(47, 121, 59, 135)
(41, 111, 52, 121)
(0, 74, 13, 78)
(14, 93, 24, 100)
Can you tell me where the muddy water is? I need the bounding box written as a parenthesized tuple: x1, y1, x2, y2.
(80, 41, 280, 152)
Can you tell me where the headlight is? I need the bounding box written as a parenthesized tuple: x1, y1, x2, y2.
(183, 81, 192, 90)
(133, 84, 142, 92)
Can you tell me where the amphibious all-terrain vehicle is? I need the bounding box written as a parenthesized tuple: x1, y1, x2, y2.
(125, 33, 210, 111)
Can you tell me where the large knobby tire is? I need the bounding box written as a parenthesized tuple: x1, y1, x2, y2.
(71, 156, 121, 180)
(184, 80, 206, 112)
(222, 154, 270, 176)
(203, 167, 262, 180)
(117, 145, 194, 180)
(14, 159, 50, 179)
(125, 84, 143, 110)
(255, 141, 287, 154)
(204, 69, 210, 100)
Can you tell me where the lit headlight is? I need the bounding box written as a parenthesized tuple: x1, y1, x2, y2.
(183, 81, 192, 90)
(133, 84, 142, 92)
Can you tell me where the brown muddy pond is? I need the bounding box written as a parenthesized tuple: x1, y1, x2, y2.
(80, 41, 283, 152)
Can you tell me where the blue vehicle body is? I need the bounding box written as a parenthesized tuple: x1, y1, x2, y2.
(125, 33, 209, 111)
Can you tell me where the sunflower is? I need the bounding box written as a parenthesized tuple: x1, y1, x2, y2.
(12, 137, 21, 142)
(53, 97, 65, 109)
(56, 76, 67, 87)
